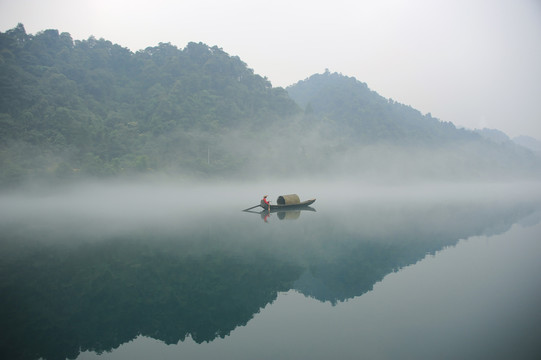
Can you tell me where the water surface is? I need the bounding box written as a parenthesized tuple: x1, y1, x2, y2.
(1, 181, 540, 360)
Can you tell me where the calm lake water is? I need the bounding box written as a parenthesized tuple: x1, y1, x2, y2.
(1, 181, 540, 360)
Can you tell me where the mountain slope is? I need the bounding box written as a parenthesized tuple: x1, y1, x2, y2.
(287, 71, 474, 145)
(0, 24, 299, 185)
(514, 135, 541, 155)
(286, 71, 541, 180)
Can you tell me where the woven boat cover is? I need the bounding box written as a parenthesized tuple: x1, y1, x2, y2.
(276, 194, 300, 205)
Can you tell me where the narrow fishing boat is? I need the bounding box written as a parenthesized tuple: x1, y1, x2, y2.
(260, 194, 316, 211)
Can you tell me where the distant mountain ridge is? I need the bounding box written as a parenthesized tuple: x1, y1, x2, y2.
(474, 128, 511, 144)
(475, 128, 541, 155)
(513, 135, 541, 154)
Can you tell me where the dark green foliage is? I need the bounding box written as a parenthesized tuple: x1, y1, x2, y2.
(0, 24, 300, 185)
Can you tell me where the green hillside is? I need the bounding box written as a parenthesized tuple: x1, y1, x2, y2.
(1, 24, 539, 186)
(287, 71, 541, 180)
(0, 24, 299, 185)
(287, 70, 473, 144)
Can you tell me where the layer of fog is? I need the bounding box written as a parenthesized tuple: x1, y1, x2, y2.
(1, 178, 540, 244)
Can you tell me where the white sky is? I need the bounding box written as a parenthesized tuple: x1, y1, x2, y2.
(1, 0, 540, 139)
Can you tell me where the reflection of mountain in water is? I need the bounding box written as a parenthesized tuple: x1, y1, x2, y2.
(0, 198, 539, 360)
(294, 200, 540, 304)
(0, 234, 302, 360)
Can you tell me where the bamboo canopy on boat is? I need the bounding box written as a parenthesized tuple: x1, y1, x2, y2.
(276, 194, 300, 205)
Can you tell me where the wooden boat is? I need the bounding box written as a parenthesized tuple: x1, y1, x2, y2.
(260, 194, 316, 211)
(261, 199, 316, 210)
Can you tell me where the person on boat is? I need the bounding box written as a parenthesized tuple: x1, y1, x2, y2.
(262, 195, 270, 212)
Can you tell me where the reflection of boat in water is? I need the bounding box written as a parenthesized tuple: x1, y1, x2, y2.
(265, 206, 316, 220)
(243, 206, 316, 221)
(260, 194, 316, 211)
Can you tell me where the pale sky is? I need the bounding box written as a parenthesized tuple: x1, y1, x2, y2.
(1, 0, 540, 139)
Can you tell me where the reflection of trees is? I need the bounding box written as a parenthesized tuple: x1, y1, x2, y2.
(293, 200, 540, 304)
(294, 236, 449, 304)
(0, 199, 538, 359)
(0, 236, 302, 360)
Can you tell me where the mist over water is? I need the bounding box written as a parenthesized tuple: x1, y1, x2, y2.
(1, 179, 540, 360)
(1, 178, 539, 224)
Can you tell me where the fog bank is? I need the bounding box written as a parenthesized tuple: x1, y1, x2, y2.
(1, 179, 540, 243)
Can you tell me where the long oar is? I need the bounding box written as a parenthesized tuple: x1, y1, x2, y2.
(242, 204, 260, 211)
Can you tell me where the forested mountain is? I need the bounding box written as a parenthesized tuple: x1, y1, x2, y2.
(0, 24, 539, 186)
(287, 71, 474, 145)
(0, 24, 299, 185)
(286, 72, 541, 180)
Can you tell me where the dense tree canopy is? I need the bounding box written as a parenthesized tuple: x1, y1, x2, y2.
(0, 24, 299, 185)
